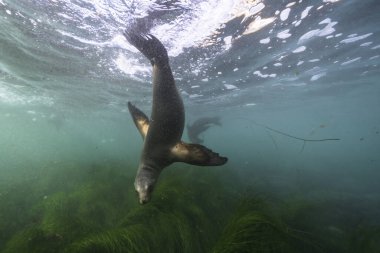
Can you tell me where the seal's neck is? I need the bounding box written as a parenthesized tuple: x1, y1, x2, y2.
(137, 163, 161, 179)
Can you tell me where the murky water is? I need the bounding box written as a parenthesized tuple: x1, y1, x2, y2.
(1, 0, 379, 252)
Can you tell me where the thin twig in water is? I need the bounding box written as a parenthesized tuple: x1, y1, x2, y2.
(232, 117, 340, 152)
(266, 130, 278, 151)
(300, 141, 306, 153)
(260, 124, 340, 142)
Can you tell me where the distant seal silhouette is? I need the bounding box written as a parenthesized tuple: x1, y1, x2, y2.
(187, 116, 221, 144)
(124, 30, 228, 204)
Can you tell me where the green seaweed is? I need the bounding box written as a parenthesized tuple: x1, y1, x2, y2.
(67, 226, 151, 253)
(1, 162, 136, 253)
(2, 226, 65, 253)
(277, 193, 380, 253)
(0, 181, 43, 251)
(212, 197, 321, 253)
(68, 167, 235, 253)
(1, 161, 380, 253)
(348, 225, 380, 253)
(40, 167, 134, 238)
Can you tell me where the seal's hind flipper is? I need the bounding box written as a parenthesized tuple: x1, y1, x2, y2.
(128, 102, 149, 139)
(123, 30, 169, 65)
(171, 142, 228, 166)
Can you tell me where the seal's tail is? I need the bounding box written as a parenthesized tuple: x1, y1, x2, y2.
(123, 30, 169, 65)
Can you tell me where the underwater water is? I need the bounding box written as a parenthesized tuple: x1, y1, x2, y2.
(1, 0, 380, 252)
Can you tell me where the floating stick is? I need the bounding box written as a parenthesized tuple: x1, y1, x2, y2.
(231, 117, 340, 152)
(258, 123, 340, 142)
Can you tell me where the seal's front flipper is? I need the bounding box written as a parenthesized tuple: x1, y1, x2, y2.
(171, 142, 228, 166)
(128, 102, 149, 139)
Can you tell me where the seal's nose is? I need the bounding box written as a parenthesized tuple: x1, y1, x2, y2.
(139, 198, 148, 205)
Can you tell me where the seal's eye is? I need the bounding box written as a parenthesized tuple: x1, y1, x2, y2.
(147, 185, 153, 193)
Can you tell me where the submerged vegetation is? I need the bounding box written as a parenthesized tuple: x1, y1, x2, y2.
(0, 161, 379, 253)
(212, 197, 316, 253)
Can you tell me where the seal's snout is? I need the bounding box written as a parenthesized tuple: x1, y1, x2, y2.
(137, 191, 151, 205)
(134, 166, 156, 205)
(135, 183, 152, 205)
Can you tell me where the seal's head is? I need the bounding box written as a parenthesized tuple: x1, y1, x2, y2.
(134, 164, 159, 204)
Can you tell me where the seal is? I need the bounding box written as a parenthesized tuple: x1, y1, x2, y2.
(124, 31, 228, 204)
(187, 116, 221, 144)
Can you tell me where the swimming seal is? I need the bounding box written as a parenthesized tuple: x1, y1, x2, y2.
(124, 30, 228, 204)
(187, 116, 221, 144)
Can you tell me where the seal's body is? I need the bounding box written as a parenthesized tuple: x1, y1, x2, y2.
(124, 31, 227, 204)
